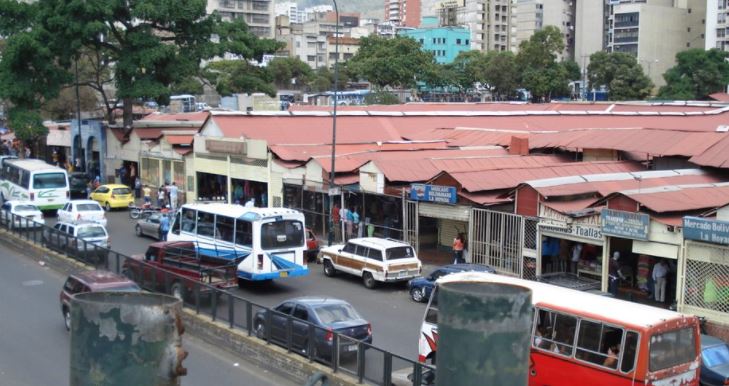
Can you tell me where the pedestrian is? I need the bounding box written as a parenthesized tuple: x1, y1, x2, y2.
(453, 233, 465, 264)
(332, 203, 341, 242)
(570, 243, 582, 274)
(652, 259, 669, 303)
(345, 206, 354, 240)
(159, 210, 170, 241)
(134, 177, 141, 199)
(86, 181, 93, 198)
(157, 186, 166, 208)
(168, 181, 179, 211)
(352, 206, 361, 238)
(93, 176, 100, 189)
(142, 184, 151, 205)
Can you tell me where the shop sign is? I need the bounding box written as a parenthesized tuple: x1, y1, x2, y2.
(600, 209, 649, 240)
(540, 223, 603, 242)
(683, 216, 729, 246)
(205, 139, 245, 155)
(409, 184, 457, 205)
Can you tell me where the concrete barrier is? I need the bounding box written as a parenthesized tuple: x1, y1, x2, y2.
(0, 229, 361, 386)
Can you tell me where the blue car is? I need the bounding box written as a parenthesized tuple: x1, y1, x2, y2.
(701, 334, 729, 386)
(407, 264, 496, 303)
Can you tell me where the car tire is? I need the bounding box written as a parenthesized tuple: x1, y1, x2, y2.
(170, 282, 184, 301)
(323, 260, 336, 277)
(135, 225, 142, 237)
(63, 308, 71, 331)
(410, 287, 426, 303)
(104, 202, 112, 212)
(254, 321, 266, 340)
(363, 272, 376, 289)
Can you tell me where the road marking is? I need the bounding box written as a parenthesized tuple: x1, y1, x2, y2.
(22, 280, 44, 286)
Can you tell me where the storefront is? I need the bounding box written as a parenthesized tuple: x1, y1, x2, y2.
(537, 221, 605, 279)
(283, 183, 337, 241)
(601, 209, 681, 305)
(681, 216, 729, 336)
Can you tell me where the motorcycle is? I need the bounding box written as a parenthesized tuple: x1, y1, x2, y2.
(128, 203, 161, 219)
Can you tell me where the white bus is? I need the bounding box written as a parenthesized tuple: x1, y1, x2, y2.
(167, 203, 308, 281)
(0, 159, 70, 210)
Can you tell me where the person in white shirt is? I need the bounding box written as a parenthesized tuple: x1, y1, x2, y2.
(570, 243, 582, 274)
(652, 259, 669, 303)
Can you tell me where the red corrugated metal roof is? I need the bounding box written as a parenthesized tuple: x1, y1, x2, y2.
(173, 147, 193, 155)
(459, 190, 513, 206)
(141, 111, 209, 122)
(404, 128, 529, 147)
(542, 198, 601, 214)
(613, 184, 729, 213)
(533, 172, 723, 197)
(369, 159, 442, 182)
(709, 93, 729, 102)
(690, 135, 729, 168)
(269, 142, 451, 161)
(292, 102, 721, 113)
(334, 174, 359, 185)
(314, 157, 368, 173)
(430, 155, 565, 173)
(165, 135, 194, 145)
(529, 128, 726, 157)
(135, 128, 164, 140)
(451, 161, 642, 192)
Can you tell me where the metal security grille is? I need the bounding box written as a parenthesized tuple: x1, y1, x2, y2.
(681, 241, 729, 323)
(403, 199, 418, 252)
(469, 208, 524, 277)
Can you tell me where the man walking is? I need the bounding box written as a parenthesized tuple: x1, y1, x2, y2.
(168, 182, 179, 211)
(652, 259, 668, 303)
(159, 212, 170, 241)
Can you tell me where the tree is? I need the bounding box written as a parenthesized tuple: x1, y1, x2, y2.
(267, 57, 312, 90)
(482, 51, 518, 100)
(42, 85, 98, 121)
(347, 35, 436, 89)
(658, 48, 729, 100)
(450, 50, 489, 91)
(515, 26, 568, 101)
(204, 60, 276, 98)
(588, 52, 653, 100)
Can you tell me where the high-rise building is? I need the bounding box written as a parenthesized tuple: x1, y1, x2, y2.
(513, 0, 575, 60)
(385, 0, 422, 28)
(706, 0, 729, 51)
(274, 1, 305, 24)
(575, 0, 707, 88)
(207, 0, 275, 38)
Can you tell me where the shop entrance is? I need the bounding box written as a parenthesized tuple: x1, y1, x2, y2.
(608, 237, 676, 307)
(416, 216, 467, 266)
(231, 178, 267, 207)
(540, 235, 603, 278)
(196, 172, 227, 202)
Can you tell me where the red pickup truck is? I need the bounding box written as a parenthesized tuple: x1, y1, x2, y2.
(123, 241, 238, 300)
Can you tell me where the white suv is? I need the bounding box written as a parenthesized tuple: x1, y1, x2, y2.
(319, 238, 422, 289)
(57, 200, 107, 226)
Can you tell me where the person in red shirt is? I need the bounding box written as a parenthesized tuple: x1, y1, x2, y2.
(453, 233, 465, 264)
(331, 203, 341, 243)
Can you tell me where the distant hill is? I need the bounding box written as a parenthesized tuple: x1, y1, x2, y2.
(298, 0, 382, 19)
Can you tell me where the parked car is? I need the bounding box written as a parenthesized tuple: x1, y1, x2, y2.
(89, 184, 134, 211)
(319, 237, 422, 289)
(253, 298, 372, 361)
(306, 228, 319, 262)
(407, 263, 496, 303)
(43, 221, 110, 261)
(68, 172, 90, 199)
(57, 200, 107, 226)
(124, 241, 238, 300)
(134, 213, 166, 240)
(701, 334, 729, 386)
(59, 270, 141, 330)
(0, 200, 44, 229)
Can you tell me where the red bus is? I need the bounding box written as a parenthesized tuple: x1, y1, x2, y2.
(419, 272, 701, 386)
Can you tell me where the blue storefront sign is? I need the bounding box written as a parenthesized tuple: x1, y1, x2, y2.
(683, 217, 729, 246)
(409, 184, 457, 205)
(600, 209, 650, 240)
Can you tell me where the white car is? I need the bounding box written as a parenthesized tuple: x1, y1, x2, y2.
(0, 200, 44, 228)
(57, 200, 107, 227)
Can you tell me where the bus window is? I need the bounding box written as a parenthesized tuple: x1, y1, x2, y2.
(33, 172, 67, 189)
(649, 327, 696, 372)
(20, 171, 29, 189)
(621, 331, 639, 373)
(536, 309, 577, 357)
(576, 319, 623, 368)
(171, 211, 181, 235)
(197, 211, 215, 238)
(181, 208, 196, 233)
(234, 219, 252, 247)
(216, 215, 234, 243)
(261, 220, 304, 250)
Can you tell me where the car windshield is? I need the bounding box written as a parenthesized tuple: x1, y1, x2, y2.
(77, 226, 107, 238)
(14, 205, 38, 212)
(386, 246, 415, 260)
(70, 176, 87, 185)
(649, 327, 697, 371)
(112, 187, 131, 195)
(77, 203, 102, 212)
(314, 303, 362, 324)
(704, 344, 729, 368)
(33, 173, 67, 189)
(104, 284, 141, 292)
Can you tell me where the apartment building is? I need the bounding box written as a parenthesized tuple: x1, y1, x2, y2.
(274, 1, 305, 24)
(207, 0, 275, 38)
(575, 0, 706, 88)
(706, 0, 729, 51)
(513, 0, 575, 60)
(399, 26, 471, 63)
(276, 12, 358, 69)
(385, 0, 422, 27)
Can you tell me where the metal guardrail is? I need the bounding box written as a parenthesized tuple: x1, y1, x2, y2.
(0, 210, 434, 386)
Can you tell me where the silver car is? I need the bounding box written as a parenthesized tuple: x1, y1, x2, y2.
(43, 221, 110, 261)
(0, 200, 44, 229)
(135, 213, 164, 240)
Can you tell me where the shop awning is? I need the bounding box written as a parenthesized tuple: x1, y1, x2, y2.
(166, 135, 194, 145)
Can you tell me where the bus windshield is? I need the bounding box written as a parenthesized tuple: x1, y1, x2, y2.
(649, 327, 696, 371)
(261, 220, 304, 250)
(33, 173, 67, 189)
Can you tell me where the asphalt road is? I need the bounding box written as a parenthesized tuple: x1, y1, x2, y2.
(100, 209, 428, 361)
(0, 241, 295, 386)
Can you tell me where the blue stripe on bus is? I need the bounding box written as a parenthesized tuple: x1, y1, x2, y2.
(269, 253, 302, 270)
(197, 247, 251, 261)
(236, 266, 309, 281)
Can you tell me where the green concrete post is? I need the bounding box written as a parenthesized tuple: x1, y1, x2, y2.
(70, 292, 187, 386)
(436, 282, 533, 386)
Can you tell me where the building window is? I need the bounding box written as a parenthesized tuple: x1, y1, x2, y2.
(432, 38, 437, 44)
(420, 38, 424, 44)
(456, 38, 461, 44)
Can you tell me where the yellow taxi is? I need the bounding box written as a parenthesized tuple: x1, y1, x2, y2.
(89, 184, 135, 211)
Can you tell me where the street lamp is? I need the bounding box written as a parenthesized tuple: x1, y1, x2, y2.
(327, 0, 340, 246)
